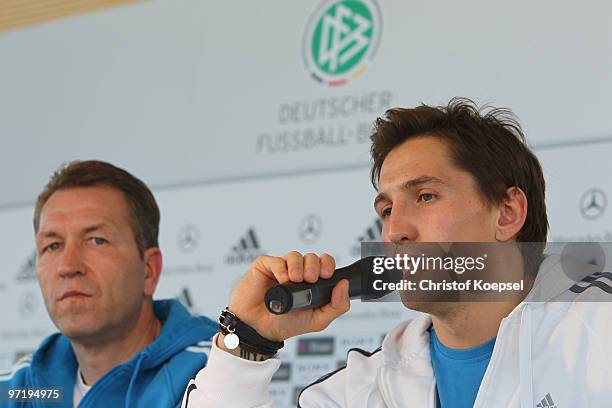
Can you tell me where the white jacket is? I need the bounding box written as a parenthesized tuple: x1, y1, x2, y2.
(182, 255, 612, 407)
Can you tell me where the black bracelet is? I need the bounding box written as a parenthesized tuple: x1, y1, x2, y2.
(218, 307, 284, 357)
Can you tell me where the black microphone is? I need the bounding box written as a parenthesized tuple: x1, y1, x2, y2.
(264, 256, 402, 315)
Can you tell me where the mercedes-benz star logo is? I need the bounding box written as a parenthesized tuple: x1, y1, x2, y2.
(580, 188, 607, 220)
(177, 224, 200, 253)
(298, 214, 323, 244)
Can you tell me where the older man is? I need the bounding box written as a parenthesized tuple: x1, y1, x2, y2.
(0, 160, 216, 407)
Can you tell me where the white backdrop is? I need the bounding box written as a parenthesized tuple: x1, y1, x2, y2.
(1, 0, 612, 207)
(1, 0, 612, 406)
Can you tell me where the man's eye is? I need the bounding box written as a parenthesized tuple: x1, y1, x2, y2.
(381, 207, 392, 218)
(418, 193, 435, 202)
(45, 242, 61, 252)
(90, 237, 107, 246)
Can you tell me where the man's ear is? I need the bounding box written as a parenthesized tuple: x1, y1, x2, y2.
(143, 248, 162, 297)
(495, 187, 528, 242)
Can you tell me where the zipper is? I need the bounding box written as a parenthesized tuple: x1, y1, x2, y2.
(472, 316, 510, 408)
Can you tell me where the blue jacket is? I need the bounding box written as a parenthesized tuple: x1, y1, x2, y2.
(0, 299, 217, 408)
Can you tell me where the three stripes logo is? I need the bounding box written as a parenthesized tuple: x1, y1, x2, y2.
(569, 270, 612, 294)
(536, 393, 557, 408)
(350, 218, 382, 257)
(224, 228, 264, 265)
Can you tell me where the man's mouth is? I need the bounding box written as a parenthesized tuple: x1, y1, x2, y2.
(59, 290, 91, 301)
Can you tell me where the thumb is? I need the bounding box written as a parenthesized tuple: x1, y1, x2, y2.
(311, 279, 351, 331)
(330, 279, 350, 312)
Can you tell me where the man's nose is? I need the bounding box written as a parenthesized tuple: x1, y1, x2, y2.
(57, 242, 85, 278)
(382, 205, 418, 243)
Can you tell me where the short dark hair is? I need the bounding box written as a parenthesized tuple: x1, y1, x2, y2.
(370, 97, 548, 244)
(34, 160, 160, 256)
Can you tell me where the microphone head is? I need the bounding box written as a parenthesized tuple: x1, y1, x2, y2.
(265, 285, 294, 314)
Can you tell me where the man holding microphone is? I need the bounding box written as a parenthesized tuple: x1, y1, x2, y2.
(182, 98, 612, 407)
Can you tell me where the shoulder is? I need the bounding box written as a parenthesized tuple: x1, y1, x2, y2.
(562, 268, 612, 323)
(182, 340, 214, 357)
(543, 269, 612, 367)
(568, 269, 612, 301)
(0, 332, 68, 387)
(565, 272, 612, 332)
(162, 339, 215, 392)
(192, 315, 218, 335)
(0, 354, 32, 386)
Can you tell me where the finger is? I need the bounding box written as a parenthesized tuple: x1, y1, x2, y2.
(284, 251, 304, 282)
(267, 257, 291, 284)
(319, 253, 336, 279)
(303, 253, 321, 283)
(311, 279, 350, 331)
(252, 256, 289, 285)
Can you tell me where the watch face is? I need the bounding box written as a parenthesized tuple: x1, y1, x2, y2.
(224, 332, 240, 350)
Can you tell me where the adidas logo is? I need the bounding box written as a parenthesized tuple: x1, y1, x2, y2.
(350, 219, 382, 257)
(15, 251, 37, 282)
(224, 228, 264, 265)
(536, 393, 557, 408)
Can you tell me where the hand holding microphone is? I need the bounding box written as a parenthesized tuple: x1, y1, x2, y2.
(225, 252, 351, 343)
